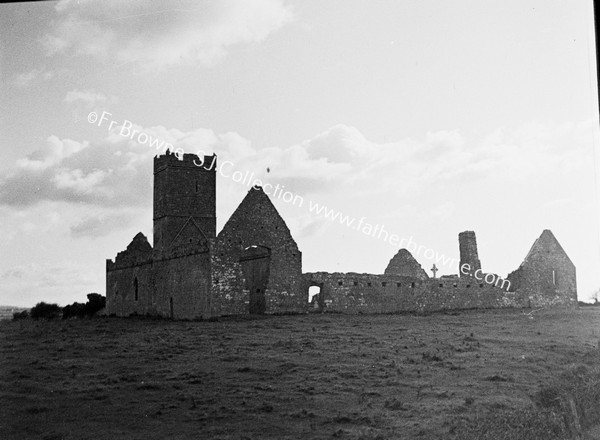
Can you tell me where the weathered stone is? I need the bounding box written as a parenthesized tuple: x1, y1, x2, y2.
(384, 249, 428, 279)
(507, 230, 577, 307)
(302, 272, 522, 314)
(106, 151, 577, 319)
(212, 186, 304, 316)
(459, 231, 482, 277)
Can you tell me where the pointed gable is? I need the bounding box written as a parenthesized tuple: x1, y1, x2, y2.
(520, 229, 574, 268)
(115, 232, 152, 265)
(169, 216, 209, 251)
(384, 248, 429, 279)
(126, 232, 152, 254)
(218, 186, 296, 244)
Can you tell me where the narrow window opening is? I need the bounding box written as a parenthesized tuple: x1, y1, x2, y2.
(466, 284, 471, 288)
(353, 281, 358, 286)
(411, 282, 416, 288)
(195, 181, 199, 193)
(439, 283, 443, 288)
(338, 281, 343, 286)
(134, 278, 139, 301)
(367, 282, 372, 287)
(396, 283, 401, 288)
(479, 283, 484, 288)
(382, 282, 387, 287)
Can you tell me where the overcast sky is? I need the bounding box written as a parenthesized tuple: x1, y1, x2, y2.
(0, 0, 598, 307)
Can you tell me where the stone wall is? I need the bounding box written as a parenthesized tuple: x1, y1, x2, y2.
(153, 151, 216, 251)
(153, 250, 212, 319)
(302, 272, 525, 314)
(507, 230, 577, 307)
(384, 249, 429, 279)
(212, 187, 305, 315)
(459, 231, 482, 276)
(106, 258, 154, 317)
(106, 233, 213, 320)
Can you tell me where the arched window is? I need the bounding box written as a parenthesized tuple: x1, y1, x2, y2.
(134, 278, 139, 301)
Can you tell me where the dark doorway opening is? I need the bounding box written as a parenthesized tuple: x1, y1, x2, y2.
(169, 297, 174, 319)
(240, 245, 271, 314)
(308, 282, 325, 312)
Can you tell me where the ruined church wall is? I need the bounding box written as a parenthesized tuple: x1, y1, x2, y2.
(106, 249, 212, 319)
(106, 259, 154, 317)
(303, 272, 525, 314)
(212, 227, 305, 316)
(212, 189, 305, 315)
(508, 257, 577, 308)
(153, 251, 212, 319)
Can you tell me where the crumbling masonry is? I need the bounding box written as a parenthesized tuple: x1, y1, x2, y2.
(106, 152, 577, 318)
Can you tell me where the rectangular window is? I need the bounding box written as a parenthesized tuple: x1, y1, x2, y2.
(382, 282, 387, 287)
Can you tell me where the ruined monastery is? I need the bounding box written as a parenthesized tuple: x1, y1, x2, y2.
(106, 151, 577, 319)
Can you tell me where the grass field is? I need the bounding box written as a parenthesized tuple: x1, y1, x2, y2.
(1, 308, 600, 440)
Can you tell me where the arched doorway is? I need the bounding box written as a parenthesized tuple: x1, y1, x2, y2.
(240, 245, 271, 314)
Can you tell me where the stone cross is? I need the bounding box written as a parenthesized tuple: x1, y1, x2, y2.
(431, 264, 438, 278)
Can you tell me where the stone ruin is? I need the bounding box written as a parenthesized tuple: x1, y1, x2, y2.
(106, 152, 577, 319)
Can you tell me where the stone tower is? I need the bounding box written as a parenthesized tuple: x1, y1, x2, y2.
(458, 230, 481, 276)
(153, 151, 216, 250)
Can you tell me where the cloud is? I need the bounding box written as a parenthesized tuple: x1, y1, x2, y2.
(13, 67, 55, 87)
(41, 0, 293, 70)
(70, 211, 138, 238)
(0, 134, 149, 208)
(1, 118, 594, 234)
(64, 89, 118, 109)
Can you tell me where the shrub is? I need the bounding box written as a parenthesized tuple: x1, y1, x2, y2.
(62, 302, 87, 319)
(12, 310, 29, 320)
(30, 302, 62, 320)
(85, 293, 105, 316)
(62, 293, 106, 319)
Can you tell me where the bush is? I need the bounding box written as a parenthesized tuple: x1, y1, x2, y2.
(62, 293, 106, 319)
(12, 310, 29, 320)
(85, 293, 106, 315)
(30, 302, 62, 320)
(62, 302, 87, 319)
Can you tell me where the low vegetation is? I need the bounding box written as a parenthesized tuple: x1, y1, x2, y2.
(29, 302, 62, 320)
(13, 294, 106, 321)
(1, 308, 599, 439)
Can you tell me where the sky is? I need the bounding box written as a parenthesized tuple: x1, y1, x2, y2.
(0, 0, 599, 307)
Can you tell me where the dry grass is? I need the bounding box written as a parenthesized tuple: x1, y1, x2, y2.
(1, 308, 600, 440)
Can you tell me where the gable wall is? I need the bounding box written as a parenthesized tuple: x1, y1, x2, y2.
(507, 234, 577, 307)
(212, 188, 305, 315)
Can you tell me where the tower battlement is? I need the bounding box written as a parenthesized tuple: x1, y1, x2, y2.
(154, 150, 216, 173)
